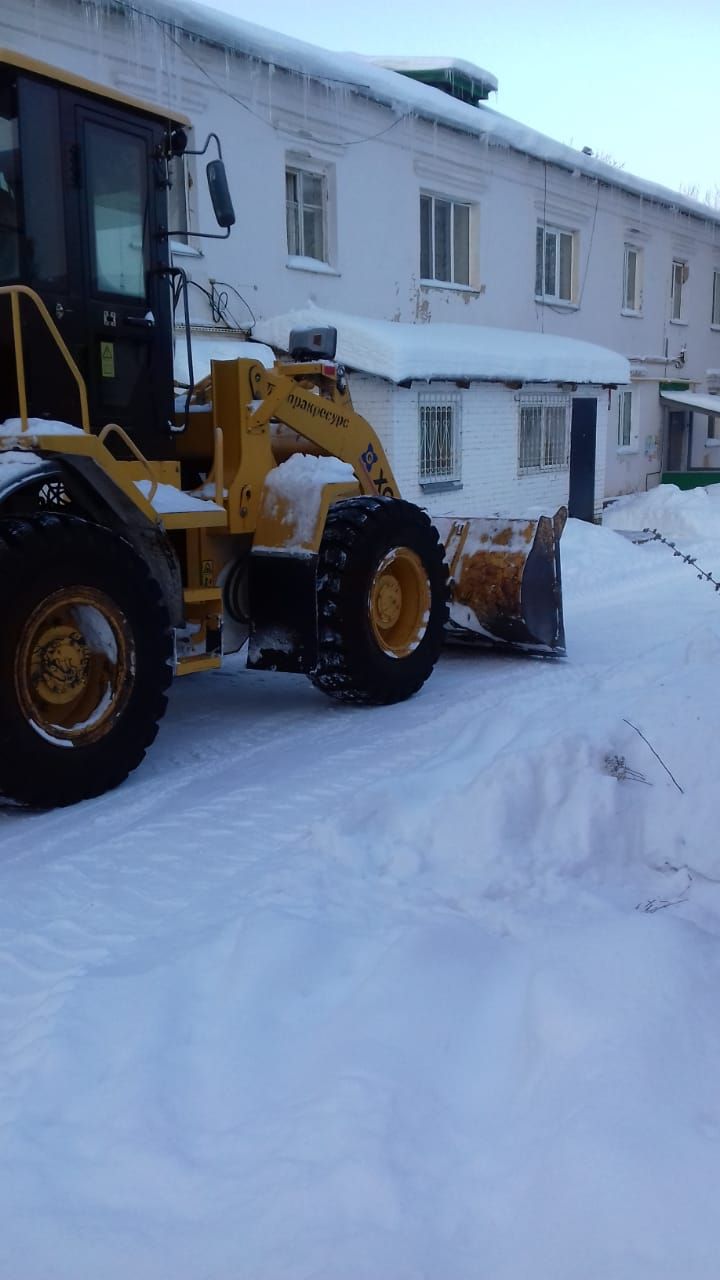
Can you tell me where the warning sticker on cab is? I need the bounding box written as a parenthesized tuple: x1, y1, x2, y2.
(100, 341, 115, 379)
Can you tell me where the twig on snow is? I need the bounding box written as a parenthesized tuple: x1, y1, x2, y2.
(622, 718, 684, 794)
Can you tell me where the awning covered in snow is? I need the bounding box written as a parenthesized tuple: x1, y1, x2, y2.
(660, 390, 720, 416)
(254, 309, 630, 387)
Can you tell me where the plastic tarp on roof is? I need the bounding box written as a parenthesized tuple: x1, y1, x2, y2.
(255, 308, 630, 386)
(660, 391, 720, 416)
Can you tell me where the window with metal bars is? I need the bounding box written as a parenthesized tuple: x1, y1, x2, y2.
(419, 393, 461, 485)
(518, 395, 570, 472)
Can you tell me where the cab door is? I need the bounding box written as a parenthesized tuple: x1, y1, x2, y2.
(70, 100, 174, 458)
(8, 73, 174, 457)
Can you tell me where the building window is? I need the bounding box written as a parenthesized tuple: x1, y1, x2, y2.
(420, 194, 470, 286)
(167, 155, 189, 243)
(617, 390, 632, 447)
(518, 395, 570, 472)
(708, 415, 717, 441)
(712, 270, 720, 326)
(623, 245, 642, 312)
(535, 225, 574, 302)
(419, 392, 461, 485)
(671, 259, 687, 321)
(286, 167, 326, 262)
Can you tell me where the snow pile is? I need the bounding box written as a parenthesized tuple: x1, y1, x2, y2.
(173, 334, 275, 385)
(2, 491, 720, 1276)
(258, 307, 630, 385)
(604, 481, 720, 538)
(257, 452, 355, 548)
(0, 417, 84, 436)
(134, 479, 225, 515)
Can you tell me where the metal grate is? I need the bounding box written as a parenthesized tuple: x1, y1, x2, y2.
(419, 393, 461, 482)
(518, 395, 570, 472)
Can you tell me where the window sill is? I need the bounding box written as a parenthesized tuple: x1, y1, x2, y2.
(534, 296, 579, 311)
(705, 438, 720, 448)
(420, 280, 481, 296)
(171, 240, 203, 258)
(518, 466, 569, 476)
(616, 445, 639, 454)
(620, 308, 643, 318)
(286, 256, 340, 276)
(419, 478, 463, 493)
(669, 318, 688, 327)
(710, 325, 720, 333)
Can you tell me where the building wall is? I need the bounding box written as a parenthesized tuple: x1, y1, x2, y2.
(351, 376, 608, 519)
(5, 0, 720, 503)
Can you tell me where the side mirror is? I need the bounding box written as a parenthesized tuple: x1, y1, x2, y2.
(206, 160, 235, 229)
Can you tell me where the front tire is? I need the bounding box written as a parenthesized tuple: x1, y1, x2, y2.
(311, 497, 448, 705)
(0, 515, 173, 807)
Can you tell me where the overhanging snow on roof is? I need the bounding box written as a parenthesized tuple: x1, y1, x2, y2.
(255, 309, 630, 387)
(96, 0, 720, 225)
(660, 391, 720, 416)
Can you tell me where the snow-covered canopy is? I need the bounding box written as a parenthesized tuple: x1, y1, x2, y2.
(660, 390, 720, 416)
(101, 0, 720, 224)
(173, 332, 275, 384)
(369, 56, 498, 102)
(255, 309, 630, 386)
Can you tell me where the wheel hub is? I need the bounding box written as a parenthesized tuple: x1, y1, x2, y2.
(30, 625, 90, 704)
(15, 587, 134, 745)
(369, 547, 432, 658)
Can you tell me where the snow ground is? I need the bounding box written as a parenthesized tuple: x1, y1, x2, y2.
(2, 487, 720, 1278)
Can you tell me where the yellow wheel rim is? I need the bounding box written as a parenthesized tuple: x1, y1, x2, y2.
(369, 547, 431, 658)
(15, 587, 134, 745)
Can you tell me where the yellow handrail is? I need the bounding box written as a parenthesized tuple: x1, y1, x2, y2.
(0, 284, 90, 433)
(98, 422, 159, 504)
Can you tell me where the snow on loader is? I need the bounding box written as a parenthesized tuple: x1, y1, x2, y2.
(0, 49, 565, 807)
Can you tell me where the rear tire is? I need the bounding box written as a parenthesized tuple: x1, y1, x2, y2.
(311, 497, 448, 705)
(0, 515, 173, 807)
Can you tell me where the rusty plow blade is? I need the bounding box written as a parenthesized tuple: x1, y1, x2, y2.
(434, 508, 567, 656)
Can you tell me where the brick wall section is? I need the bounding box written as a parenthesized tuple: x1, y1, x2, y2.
(351, 374, 609, 520)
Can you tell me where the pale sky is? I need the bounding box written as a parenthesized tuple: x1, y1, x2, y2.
(206, 0, 718, 200)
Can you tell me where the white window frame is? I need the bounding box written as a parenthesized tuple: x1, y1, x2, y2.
(420, 193, 472, 287)
(419, 392, 462, 487)
(518, 395, 570, 473)
(285, 165, 327, 263)
(535, 224, 575, 303)
(671, 259, 687, 322)
(167, 154, 190, 244)
(622, 244, 642, 313)
(712, 269, 720, 327)
(617, 390, 633, 448)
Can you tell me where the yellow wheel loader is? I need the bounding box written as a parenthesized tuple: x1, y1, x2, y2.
(0, 50, 565, 807)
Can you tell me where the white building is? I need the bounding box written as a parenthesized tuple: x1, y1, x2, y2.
(4, 0, 720, 507)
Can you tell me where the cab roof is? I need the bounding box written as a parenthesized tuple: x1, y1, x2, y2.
(0, 47, 189, 126)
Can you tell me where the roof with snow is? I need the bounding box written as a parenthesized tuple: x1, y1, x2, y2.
(254, 309, 630, 386)
(369, 57, 497, 104)
(102, 0, 720, 225)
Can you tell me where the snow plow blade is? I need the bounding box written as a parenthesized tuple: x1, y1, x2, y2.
(434, 507, 567, 655)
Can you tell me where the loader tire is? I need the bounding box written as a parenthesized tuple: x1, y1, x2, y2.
(0, 514, 173, 808)
(311, 496, 448, 705)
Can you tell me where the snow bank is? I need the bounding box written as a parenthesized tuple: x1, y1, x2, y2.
(604, 482, 720, 538)
(257, 308, 629, 385)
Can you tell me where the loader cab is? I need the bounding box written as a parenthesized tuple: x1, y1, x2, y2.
(0, 53, 181, 458)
